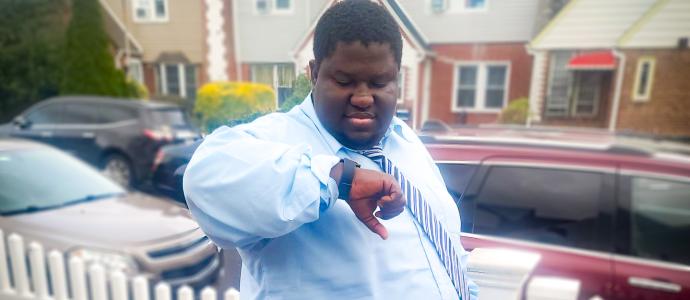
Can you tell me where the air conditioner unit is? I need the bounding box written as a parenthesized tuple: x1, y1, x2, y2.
(431, 0, 448, 13)
(256, 0, 270, 14)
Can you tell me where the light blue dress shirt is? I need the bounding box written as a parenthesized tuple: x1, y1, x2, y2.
(184, 95, 478, 300)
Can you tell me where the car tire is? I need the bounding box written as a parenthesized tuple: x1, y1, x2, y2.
(102, 154, 134, 188)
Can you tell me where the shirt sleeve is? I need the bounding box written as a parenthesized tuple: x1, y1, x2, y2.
(183, 125, 341, 249)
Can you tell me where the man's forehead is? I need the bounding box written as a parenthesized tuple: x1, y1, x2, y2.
(318, 41, 398, 67)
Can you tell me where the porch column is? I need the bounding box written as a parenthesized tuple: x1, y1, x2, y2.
(527, 50, 547, 126)
(205, 0, 229, 81)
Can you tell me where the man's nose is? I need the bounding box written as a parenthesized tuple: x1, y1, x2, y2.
(350, 83, 374, 108)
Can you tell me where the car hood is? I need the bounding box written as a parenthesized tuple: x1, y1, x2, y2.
(3, 193, 199, 247)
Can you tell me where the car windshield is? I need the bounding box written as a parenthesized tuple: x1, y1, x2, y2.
(0, 147, 125, 215)
(150, 109, 188, 128)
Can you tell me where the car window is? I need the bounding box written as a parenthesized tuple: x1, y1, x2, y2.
(437, 163, 478, 232)
(149, 108, 188, 127)
(100, 105, 138, 123)
(26, 104, 63, 124)
(63, 103, 100, 124)
(0, 148, 124, 215)
(473, 166, 609, 251)
(630, 177, 690, 266)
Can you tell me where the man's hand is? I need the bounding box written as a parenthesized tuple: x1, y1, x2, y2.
(331, 163, 406, 239)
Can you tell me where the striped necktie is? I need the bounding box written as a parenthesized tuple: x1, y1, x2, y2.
(356, 145, 470, 299)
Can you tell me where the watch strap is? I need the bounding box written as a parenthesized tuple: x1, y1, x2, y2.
(338, 158, 359, 201)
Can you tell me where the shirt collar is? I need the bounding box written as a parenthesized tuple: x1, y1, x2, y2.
(298, 92, 415, 153)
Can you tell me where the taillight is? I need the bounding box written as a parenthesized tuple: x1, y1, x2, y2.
(152, 149, 165, 171)
(143, 129, 173, 142)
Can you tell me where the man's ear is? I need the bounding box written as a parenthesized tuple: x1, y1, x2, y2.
(308, 59, 318, 85)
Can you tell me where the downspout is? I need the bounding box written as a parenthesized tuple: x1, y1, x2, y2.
(608, 49, 626, 132)
(420, 57, 433, 129)
(232, 0, 242, 81)
(525, 45, 546, 127)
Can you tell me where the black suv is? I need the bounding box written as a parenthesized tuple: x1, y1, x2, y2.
(2, 96, 200, 186)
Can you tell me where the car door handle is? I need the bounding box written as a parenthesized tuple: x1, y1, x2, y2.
(81, 132, 95, 138)
(39, 131, 53, 137)
(628, 277, 681, 293)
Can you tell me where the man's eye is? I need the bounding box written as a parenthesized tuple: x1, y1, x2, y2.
(371, 81, 388, 88)
(335, 78, 352, 86)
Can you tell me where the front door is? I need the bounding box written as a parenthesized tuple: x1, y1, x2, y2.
(572, 71, 603, 117)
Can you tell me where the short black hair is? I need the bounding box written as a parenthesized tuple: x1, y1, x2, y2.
(313, 0, 402, 68)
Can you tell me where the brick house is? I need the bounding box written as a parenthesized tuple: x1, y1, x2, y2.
(395, 0, 551, 128)
(528, 0, 690, 140)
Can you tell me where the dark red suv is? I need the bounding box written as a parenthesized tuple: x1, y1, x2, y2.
(423, 127, 690, 300)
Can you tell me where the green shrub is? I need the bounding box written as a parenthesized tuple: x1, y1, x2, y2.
(498, 97, 529, 125)
(194, 81, 276, 132)
(279, 74, 311, 112)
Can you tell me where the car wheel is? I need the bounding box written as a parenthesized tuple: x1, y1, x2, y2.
(102, 154, 133, 188)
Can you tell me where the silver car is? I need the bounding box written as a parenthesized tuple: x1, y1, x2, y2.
(0, 138, 219, 287)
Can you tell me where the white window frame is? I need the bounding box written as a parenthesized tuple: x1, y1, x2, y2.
(250, 63, 295, 109)
(430, 0, 488, 14)
(132, 0, 169, 23)
(159, 63, 190, 98)
(632, 56, 655, 102)
(254, 0, 293, 15)
(451, 61, 510, 113)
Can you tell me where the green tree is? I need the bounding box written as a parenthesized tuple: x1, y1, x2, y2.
(60, 0, 135, 97)
(279, 74, 312, 112)
(0, 0, 67, 122)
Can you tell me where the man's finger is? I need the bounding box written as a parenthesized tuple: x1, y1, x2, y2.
(375, 207, 405, 220)
(377, 191, 405, 216)
(359, 214, 389, 240)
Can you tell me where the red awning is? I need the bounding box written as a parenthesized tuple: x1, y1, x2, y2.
(567, 51, 616, 70)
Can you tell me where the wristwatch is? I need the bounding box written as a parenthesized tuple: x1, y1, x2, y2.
(338, 158, 360, 201)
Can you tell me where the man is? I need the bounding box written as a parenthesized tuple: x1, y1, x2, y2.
(184, 1, 478, 299)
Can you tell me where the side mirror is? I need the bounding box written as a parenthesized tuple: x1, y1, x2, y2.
(12, 116, 31, 129)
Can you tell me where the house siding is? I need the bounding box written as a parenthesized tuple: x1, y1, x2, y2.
(103, 0, 205, 63)
(236, 0, 329, 63)
(621, 0, 690, 49)
(617, 49, 690, 138)
(532, 0, 655, 49)
(426, 43, 532, 125)
(396, 0, 539, 43)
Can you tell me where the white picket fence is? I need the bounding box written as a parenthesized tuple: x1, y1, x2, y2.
(0, 229, 239, 300)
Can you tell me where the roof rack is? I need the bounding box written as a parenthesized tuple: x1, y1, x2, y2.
(421, 134, 690, 159)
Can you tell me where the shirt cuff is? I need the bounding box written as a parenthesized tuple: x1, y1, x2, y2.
(310, 154, 341, 210)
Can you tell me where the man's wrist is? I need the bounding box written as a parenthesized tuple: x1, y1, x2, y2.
(329, 161, 344, 184)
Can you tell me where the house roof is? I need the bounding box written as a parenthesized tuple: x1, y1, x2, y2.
(291, 0, 430, 59)
(530, 0, 657, 50)
(99, 0, 143, 53)
(619, 0, 690, 48)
